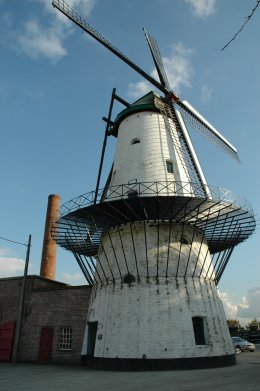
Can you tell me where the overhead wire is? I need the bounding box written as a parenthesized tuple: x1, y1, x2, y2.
(221, 1, 260, 51)
(0, 235, 28, 247)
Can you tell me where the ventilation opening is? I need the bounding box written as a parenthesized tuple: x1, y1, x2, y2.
(131, 138, 140, 145)
(192, 317, 206, 345)
(123, 274, 135, 284)
(127, 190, 138, 199)
(166, 160, 173, 173)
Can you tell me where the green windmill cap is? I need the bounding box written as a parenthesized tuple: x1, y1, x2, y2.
(111, 91, 161, 137)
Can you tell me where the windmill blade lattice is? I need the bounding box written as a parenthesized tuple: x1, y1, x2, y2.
(142, 29, 240, 163)
(52, 0, 239, 163)
(154, 96, 207, 195)
(177, 100, 240, 162)
(143, 28, 171, 91)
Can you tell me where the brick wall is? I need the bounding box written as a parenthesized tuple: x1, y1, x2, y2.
(0, 277, 23, 324)
(0, 276, 92, 364)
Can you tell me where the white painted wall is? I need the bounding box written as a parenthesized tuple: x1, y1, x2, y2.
(108, 110, 196, 198)
(85, 278, 234, 359)
(82, 221, 234, 360)
(96, 221, 214, 282)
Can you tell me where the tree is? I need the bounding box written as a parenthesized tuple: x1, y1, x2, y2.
(246, 318, 260, 330)
(227, 319, 241, 328)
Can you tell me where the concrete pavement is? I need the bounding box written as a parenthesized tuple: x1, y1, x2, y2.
(0, 346, 259, 391)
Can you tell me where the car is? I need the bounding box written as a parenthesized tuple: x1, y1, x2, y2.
(232, 337, 255, 352)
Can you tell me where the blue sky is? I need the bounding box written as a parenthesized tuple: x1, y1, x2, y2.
(0, 0, 259, 325)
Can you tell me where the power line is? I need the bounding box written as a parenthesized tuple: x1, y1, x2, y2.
(221, 1, 260, 51)
(0, 235, 28, 247)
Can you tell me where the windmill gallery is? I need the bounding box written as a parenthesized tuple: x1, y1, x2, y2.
(0, 0, 255, 369)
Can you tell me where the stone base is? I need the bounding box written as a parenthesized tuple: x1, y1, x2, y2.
(81, 354, 236, 371)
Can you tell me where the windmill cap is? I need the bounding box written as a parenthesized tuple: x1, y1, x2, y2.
(110, 91, 161, 137)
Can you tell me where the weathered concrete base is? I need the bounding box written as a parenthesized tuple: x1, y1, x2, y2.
(82, 354, 236, 371)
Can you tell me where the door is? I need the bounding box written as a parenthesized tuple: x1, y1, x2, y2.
(0, 321, 16, 362)
(38, 327, 53, 362)
(87, 322, 98, 357)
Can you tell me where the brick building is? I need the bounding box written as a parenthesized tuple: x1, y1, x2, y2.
(0, 275, 91, 363)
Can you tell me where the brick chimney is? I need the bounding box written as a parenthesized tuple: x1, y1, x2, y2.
(40, 194, 60, 280)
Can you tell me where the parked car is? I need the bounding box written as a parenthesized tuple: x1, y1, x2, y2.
(232, 337, 255, 352)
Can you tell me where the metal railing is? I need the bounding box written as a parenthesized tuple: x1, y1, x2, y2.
(58, 181, 252, 217)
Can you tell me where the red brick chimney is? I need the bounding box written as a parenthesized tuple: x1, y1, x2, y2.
(40, 194, 60, 280)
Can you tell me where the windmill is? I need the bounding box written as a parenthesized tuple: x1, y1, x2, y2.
(52, 0, 255, 370)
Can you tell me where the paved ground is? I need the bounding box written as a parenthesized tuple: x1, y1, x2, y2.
(1, 347, 260, 391)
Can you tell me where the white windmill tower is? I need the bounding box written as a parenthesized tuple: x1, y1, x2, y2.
(52, 0, 255, 370)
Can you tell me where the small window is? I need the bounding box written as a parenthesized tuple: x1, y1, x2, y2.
(166, 160, 173, 173)
(59, 327, 72, 351)
(131, 138, 140, 145)
(127, 190, 138, 199)
(192, 317, 206, 345)
(180, 236, 189, 245)
(123, 274, 135, 284)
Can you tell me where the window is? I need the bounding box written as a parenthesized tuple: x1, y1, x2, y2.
(59, 327, 72, 350)
(166, 160, 173, 173)
(192, 317, 206, 345)
(131, 138, 140, 145)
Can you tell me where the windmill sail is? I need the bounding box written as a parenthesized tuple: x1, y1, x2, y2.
(52, 0, 239, 163)
(143, 28, 171, 91)
(154, 96, 208, 196)
(177, 100, 240, 162)
(142, 29, 240, 163)
(143, 29, 208, 193)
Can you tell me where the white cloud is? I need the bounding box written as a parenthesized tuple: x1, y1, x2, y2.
(61, 272, 86, 285)
(0, 257, 25, 277)
(219, 288, 260, 326)
(219, 291, 238, 319)
(17, 19, 67, 62)
(1, 0, 95, 62)
(162, 43, 194, 92)
(238, 296, 250, 310)
(0, 247, 11, 257)
(237, 287, 260, 319)
(127, 42, 193, 99)
(128, 81, 152, 100)
(184, 0, 216, 19)
(40, 0, 95, 18)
